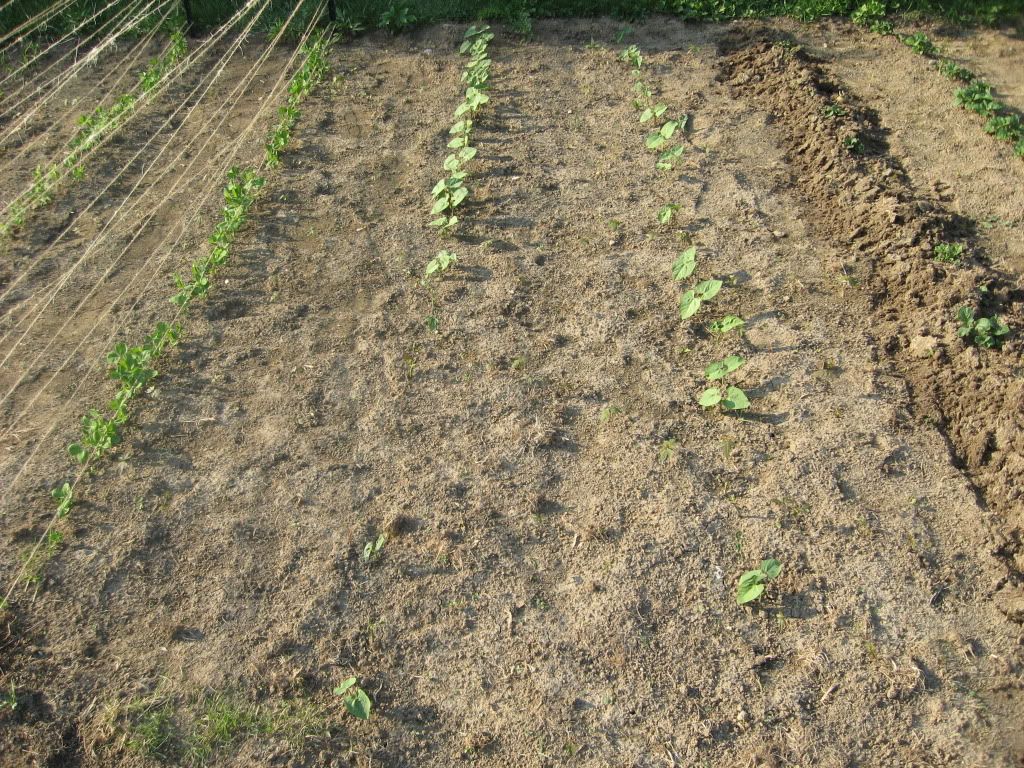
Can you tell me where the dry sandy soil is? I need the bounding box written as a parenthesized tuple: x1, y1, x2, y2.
(0, 14, 1023, 768)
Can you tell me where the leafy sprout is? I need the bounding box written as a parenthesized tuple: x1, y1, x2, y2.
(708, 315, 745, 334)
(679, 279, 722, 320)
(957, 306, 1010, 349)
(657, 203, 680, 225)
(333, 678, 372, 720)
(736, 558, 782, 605)
(699, 355, 750, 411)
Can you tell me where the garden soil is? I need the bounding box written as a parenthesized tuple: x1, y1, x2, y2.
(1, 16, 1023, 768)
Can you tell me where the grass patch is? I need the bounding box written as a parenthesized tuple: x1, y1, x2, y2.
(98, 689, 329, 766)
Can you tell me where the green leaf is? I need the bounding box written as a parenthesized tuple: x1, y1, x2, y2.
(639, 108, 654, 123)
(657, 204, 679, 225)
(672, 246, 696, 280)
(68, 443, 88, 463)
(448, 135, 468, 149)
(660, 120, 678, 139)
(708, 315, 744, 334)
(698, 387, 722, 407)
(458, 146, 478, 162)
(430, 197, 450, 215)
(451, 186, 469, 208)
(722, 386, 750, 410)
(704, 355, 745, 381)
(653, 104, 667, 118)
(679, 291, 701, 320)
(333, 677, 357, 696)
(346, 688, 372, 720)
(431, 179, 447, 197)
(694, 279, 722, 300)
(760, 559, 782, 580)
(645, 132, 667, 150)
(736, 571, 765, 605)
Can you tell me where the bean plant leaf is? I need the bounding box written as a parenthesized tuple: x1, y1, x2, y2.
(672, 247, 697, 281)
(694, 279, 722, 300)
(660, 120, 678, 139)
(698, 387, 722, 407)
(679, 291, 701, 320)
(346, 688, 372, 720)
(645, 132, 667, 150)
(761, 558, 782, 580)
(704, 355, 745, 381)
(639, 108, 654, 123)
(334, 677, 356, 696)
(723, 386, 750, 410)
(708, 315, 744, 334)
(736, 571, 765, 605)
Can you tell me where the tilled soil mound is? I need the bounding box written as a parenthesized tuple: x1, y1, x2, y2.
(721, 37, 1024, 612)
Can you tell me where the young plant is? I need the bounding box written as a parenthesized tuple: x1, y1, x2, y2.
(423, 250, 458, 284)
(933, 242, 964, 264)
(51, 483, 73, 519)
(645, 119, 679, 150)
(639, 103, 667, 123)
(619, 45, 643, 70)
(657, 438, 678, 464)
(851, 0, 885, 26)
(657, 203, 680, 225)
(378, 2, 416, 33)
(699, 355, 750, 411)
(362, 534, 387, 563)
(821, 103, 847, 118)
(938, 59, 975, 82)
(656, 145, 685, 171)
(708, 315, 745, 334)
(955, 81, 999, 117)
(736, 558, 782, 605)
(903, 32, 937, 57)
(679, 279, 722, 320)
(957, 306, 1010, 349)
(334, 678, 372, 720)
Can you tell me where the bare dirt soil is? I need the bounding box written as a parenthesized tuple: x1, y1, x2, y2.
(1, 17, 1023, 768)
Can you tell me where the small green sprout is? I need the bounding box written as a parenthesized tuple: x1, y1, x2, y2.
(657, 438, 678, 464)
(699, 355, 750, 411)
(362, 533, 387, 563)
(599, 405, 622, 423)
(656, 145, 685, 171)
(657, 204, 680, 225)
(645, 120, 679, 150)
(736, 558, 782, 605)
(619, 45, 643, 70)
(821, 104, 847, 118)
(334, 678, 372, 720)
(933, 242, 964, 264)
(708, 315, 745, 334)
(51, 483, 73, 518)
(843, 135, 865, 154)
(423, 250, 458, 284)
(639, 103, 667, 123)
(938, 59, 975, 82)
(679, 279, 722, 320)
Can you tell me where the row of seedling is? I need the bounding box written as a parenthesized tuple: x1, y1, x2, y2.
(427, 24, 492, 236)
(0, 31, 189, 240)
(619, 45, 687, 172)
(21, 36, 334, 586)
(620, 46, 750, 411)
(421, 24, 495, 329)
(852, 2, 1023, 159)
